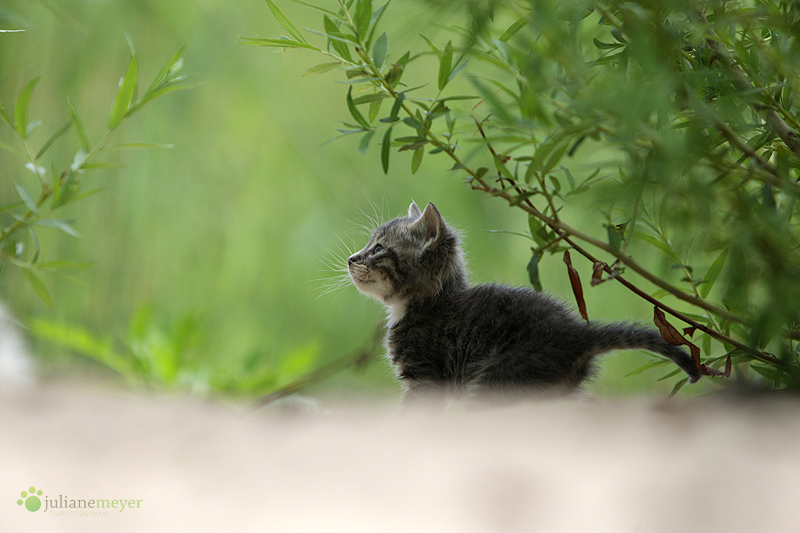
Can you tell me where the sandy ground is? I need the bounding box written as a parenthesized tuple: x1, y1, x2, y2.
(2, 383, 799, 532)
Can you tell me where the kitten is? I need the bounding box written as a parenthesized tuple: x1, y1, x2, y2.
(348, 201, 701, 404)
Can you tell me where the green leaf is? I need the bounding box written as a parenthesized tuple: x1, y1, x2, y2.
(542, 139, 570, 174)
(751, 364, 790, 385)
(381, 126, 392, 173)
(14, 76, 40, 139)
(499, 17, 527, 42)
(239, 36, 321, 51)
(402, 116, 423, 130)
(624, 359, 668, 377)
(446, 59, 468, 86)
(354, 0, 372, 39)
(265, 0, 307, 43)
(368, 97, 383, 122)
(352, 93, 389, 105)
(35, 218, 81, 238)
(23, 268, 54, 308)
(528, 215, 550, 247)
(15, 183, 38, 213)
(0, 99, 11, 127)
(0, 200, 23, 214)
(386, 92, 405, 122)
(0, 139, 24, 158)
(366, 1, 388, 46)
(700, 248, 728, 299)
(593, 38, 623, 50)
(67, 99, 90, 152)
(437, 41, 453, 91)
(346, 87, 370, 129)
(303, 61, 342, 76)
(323, 16, 353, 62)
(411, 146, 423, 174)
(36, 119, 72, 160)
(605, 224, 621, 255)
(144, 47, 185, 96)
(290, 0, 344, 20)
(30, 319, 128, 374)
(373, 32, 388, 68)
(108, 53, 138, 129)
(109, 142, 175, 150)
(27, 226, 41, 263)
(668, 377, 688, 398)
(527, 252, 543, 291)
(358, 130, 375, 154)
(634, 231, 681, 264)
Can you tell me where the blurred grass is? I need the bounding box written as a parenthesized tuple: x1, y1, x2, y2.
(0, 0, 707, 398)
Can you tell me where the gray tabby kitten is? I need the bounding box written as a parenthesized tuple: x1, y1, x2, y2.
(348, 202, 701, 404)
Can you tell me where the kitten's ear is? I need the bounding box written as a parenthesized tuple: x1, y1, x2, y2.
(408, 201, 422, 218)
(411, 202, 444, 249)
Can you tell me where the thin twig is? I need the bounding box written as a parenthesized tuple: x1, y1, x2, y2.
(252, 321, 385, 408)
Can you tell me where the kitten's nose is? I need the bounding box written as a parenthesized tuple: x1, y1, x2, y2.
(348, 255, 356, 265)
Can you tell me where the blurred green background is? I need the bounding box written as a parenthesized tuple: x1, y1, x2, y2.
(0, 0, 695, 399)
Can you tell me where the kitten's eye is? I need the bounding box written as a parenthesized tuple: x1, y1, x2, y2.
(372, 244, 383, 254)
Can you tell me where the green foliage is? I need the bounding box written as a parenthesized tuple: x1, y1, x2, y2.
(31, 306, 321, 394)
(251, 0, 800, 391)
(0, 42, 190, 308)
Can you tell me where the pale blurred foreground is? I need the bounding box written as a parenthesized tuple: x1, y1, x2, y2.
(2, 383, 799, 532)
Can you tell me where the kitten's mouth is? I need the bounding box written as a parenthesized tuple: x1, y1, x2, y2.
(348, 264, 373, 285)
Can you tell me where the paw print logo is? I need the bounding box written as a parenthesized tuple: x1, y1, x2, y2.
(17, 486, 43, 512)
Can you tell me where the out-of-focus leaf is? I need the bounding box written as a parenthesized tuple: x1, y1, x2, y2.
(385, 92, 405, 123)
(36, 119, 72, 159)
(634, 231, 681, 264)
(265, 0, 307, 43)
(411, 146, 423, 174)
(701, 248, 728, 298)
(499, 17, 528, 42)
(668, 377, 688, 398)
(35, 218, 81, 238)
(15, 183, 38, 213)
(368, 97, 383, 122)
(67, 99, 90, 152)
(605, 224, 621, 254)
(0, 139, 23, 158)
(381, 126, 392, 173)
(358, 130, 375, 154)
(527, 251, 543, 291)
(373, 32, 388, 68)
(303, 61, 342, 76)
(239, 36, 320, 51)
(438, 41, 453, 90)
(23, 268, 54, 308)
(109, 142, 175, 150)
(14, 76, 40, 139)
(108, 54, 138, 129)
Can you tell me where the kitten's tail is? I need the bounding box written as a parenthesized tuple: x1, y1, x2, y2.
(592, 323, 701, 383)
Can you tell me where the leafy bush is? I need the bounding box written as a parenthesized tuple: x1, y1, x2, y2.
(248, 0, 800, 392)
(0, 41, 189, 307)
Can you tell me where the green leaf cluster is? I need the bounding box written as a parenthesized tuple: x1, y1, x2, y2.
(0, 45, 191, 307)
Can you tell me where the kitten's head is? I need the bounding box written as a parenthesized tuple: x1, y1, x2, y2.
(348, 202, 466, 314)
